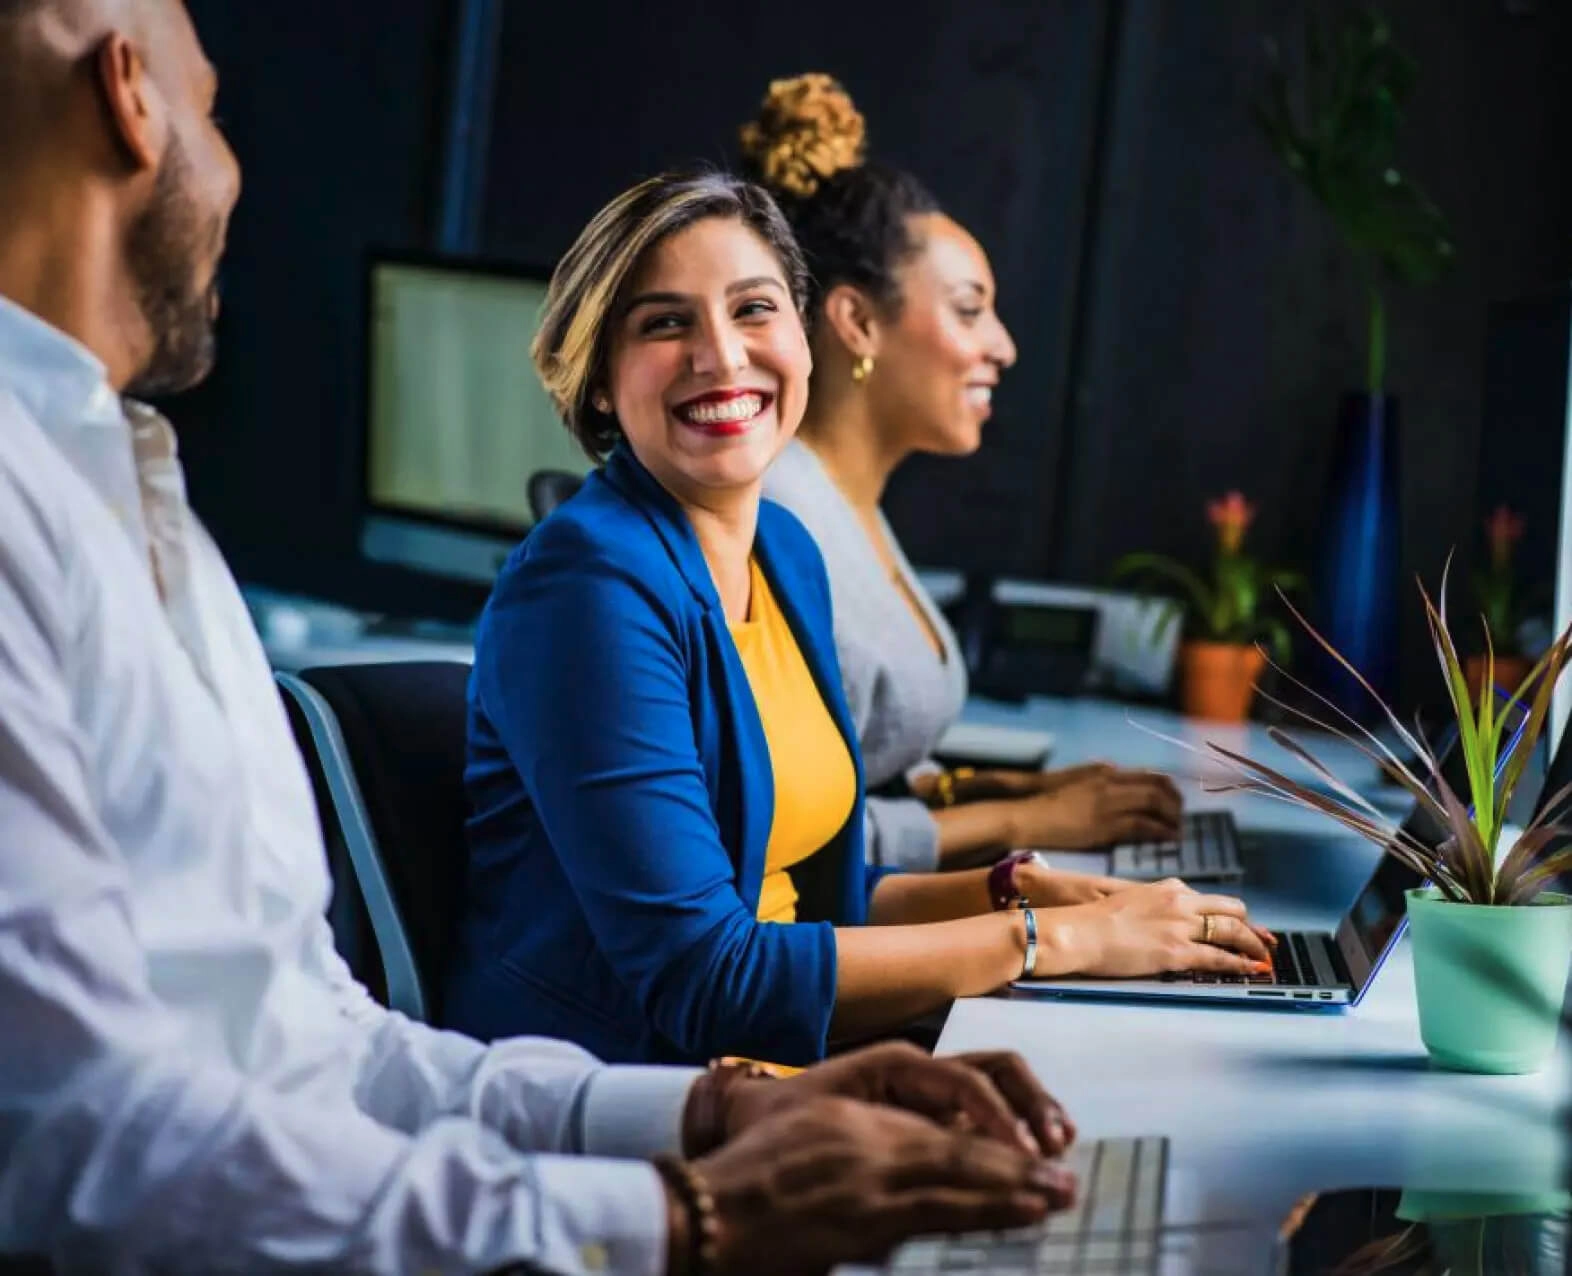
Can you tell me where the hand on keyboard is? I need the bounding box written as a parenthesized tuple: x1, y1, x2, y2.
(1026, 878, 1276, 979)
(1002, 766, 1183, 850)
(721, 1040, 1075, 1158)
(690, 1098, 1077, 1275)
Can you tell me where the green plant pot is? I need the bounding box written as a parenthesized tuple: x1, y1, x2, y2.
(1406, 888, 1572, 1075)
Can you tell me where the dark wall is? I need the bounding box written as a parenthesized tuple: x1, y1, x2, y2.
(479, 0, 1114, 575)
(177, 0, 1572, 700)
(171, 0, 489, 618)
(1057, 0, 1572, 704)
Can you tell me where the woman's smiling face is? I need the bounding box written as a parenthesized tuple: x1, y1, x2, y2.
(864, 214, 1018, 458)
(604, 215, 813, 504)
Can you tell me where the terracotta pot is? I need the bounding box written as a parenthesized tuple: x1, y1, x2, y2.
(1180, 641, 1267, 722)
(1464, 654, 1531, 703)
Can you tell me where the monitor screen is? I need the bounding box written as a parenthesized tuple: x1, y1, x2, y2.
(1002, 603, 1098, 649)
(365, 257, 589, 539)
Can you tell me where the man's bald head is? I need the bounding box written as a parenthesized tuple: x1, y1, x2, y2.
(0, 0, 239, 395)
(0, 0, 187, 167)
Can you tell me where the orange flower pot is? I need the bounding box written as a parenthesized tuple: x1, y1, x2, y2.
(1180, 641, 1267, 723)
(1464, 654, 1531, 703)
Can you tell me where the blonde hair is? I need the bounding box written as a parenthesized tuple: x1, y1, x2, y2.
(738, 73, 866, 200)
(739, 73, 940, 317)
(533, 169, 810, 461)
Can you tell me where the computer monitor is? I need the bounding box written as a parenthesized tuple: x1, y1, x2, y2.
(359, 250, 590, 586)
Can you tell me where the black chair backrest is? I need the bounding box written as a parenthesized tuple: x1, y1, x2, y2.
(297, 661, 472, 1017)
(277, 680, 381, 996)
(527, 469, 585, 523)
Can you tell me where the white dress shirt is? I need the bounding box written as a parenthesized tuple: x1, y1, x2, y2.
(0, 294, 698, 1275)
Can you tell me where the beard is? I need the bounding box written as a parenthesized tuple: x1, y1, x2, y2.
(123, 132, 223, 400)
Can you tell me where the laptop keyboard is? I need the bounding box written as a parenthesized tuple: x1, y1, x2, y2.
(1278, 932, 1316, 985)
(884, 1136, 1168, 1274)
(1114, 811, 1238, 878)
(1157, 931, 1323, 988)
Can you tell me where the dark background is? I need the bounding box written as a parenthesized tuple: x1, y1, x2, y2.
(174, 0, 1572, 707)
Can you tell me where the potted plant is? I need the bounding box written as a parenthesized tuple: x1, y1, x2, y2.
(1202, 575, 1572, 1075)
(1114, 492, 1305, 723)
(1256, 10, 1455, 715)
(1467, 506, 1529, 699)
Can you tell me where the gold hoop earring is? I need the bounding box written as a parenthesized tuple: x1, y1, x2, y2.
(851, 355, 874, 384)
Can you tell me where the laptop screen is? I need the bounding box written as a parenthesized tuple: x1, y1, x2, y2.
(1343, 841, 1424, 968)
(1528, 707, 1572, 890)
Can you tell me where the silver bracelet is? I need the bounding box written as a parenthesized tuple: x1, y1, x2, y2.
(1017, 903, 1038, 979)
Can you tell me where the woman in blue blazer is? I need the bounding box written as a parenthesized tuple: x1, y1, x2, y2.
(442, 171, 1270, 1066)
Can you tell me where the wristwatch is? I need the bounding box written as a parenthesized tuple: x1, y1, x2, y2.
(933, 766, 976, 808)
(988, 850, 1035, 911)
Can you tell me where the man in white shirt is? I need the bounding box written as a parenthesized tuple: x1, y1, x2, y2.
(0, 1, 1077, 1272)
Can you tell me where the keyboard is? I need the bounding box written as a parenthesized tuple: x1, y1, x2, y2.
(1109, 811, 1243, 882)
(1158, 930, 1345, 995)
(884, 1136, 1168, 1275)
(1273, 932, 1320, 986)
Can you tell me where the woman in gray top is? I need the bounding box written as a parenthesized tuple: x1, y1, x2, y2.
(752, 78, 1182, 873)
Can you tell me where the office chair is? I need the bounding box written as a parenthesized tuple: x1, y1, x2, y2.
(276, 661, 472, 1023)
(527, 469, 584, 522)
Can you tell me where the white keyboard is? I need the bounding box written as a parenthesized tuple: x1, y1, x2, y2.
(883, 1137, 1169, 1275)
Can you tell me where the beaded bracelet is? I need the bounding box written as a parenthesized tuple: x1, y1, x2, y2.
(654, 1156, 720, 1276)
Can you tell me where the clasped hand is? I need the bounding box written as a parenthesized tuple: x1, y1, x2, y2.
(683, 1042, 1077, 1275)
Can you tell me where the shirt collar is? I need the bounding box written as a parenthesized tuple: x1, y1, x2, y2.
(0, 291, 123, 435)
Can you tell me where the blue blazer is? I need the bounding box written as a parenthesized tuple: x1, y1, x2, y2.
(443, 446, 893, 1065)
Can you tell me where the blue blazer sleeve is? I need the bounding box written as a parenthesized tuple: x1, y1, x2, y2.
(474, 524, 839, 1064)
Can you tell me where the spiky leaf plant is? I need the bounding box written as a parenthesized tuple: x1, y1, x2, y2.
(1197, 569, 1572, 906)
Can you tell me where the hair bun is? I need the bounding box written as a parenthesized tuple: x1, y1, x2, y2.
(739, 73, 866, 200)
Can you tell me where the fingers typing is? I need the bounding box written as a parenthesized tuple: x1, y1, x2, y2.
(951, 1051, 1075, 1156)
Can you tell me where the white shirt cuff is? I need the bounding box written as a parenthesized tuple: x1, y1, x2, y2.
(580, 1066, 701, 1159)
(527, 1155, 669, 1276)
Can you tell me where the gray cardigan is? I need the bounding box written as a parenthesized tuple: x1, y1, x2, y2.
(764, 440, 967, 870)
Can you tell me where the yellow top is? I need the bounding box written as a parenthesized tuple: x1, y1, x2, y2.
(729, 558, 857, 924)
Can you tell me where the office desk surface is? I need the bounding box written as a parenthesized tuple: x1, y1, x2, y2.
(943, 696, 1570, 1240)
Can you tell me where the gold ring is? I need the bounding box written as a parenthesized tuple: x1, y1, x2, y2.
(1201, 914, 1216, 944)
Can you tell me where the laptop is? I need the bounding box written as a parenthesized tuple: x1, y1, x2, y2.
(1524, 705, 1572, 888)
(878, 1136, 1169, 1275)
(1109, 809, 1243, 883)
(1016, 726, 1516, 1008)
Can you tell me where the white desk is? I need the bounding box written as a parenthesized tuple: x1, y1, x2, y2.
(941, 696, 1571, 1262)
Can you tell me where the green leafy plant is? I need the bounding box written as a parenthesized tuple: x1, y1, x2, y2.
(1199, 570, 1572, 906)
(1255, 9, 1455, 395)
(1473, 505, 1526, 657)
(1113, 492, 1306, 663)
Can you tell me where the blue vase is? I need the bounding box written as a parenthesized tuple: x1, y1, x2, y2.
(1312, 392, 1401, 717)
